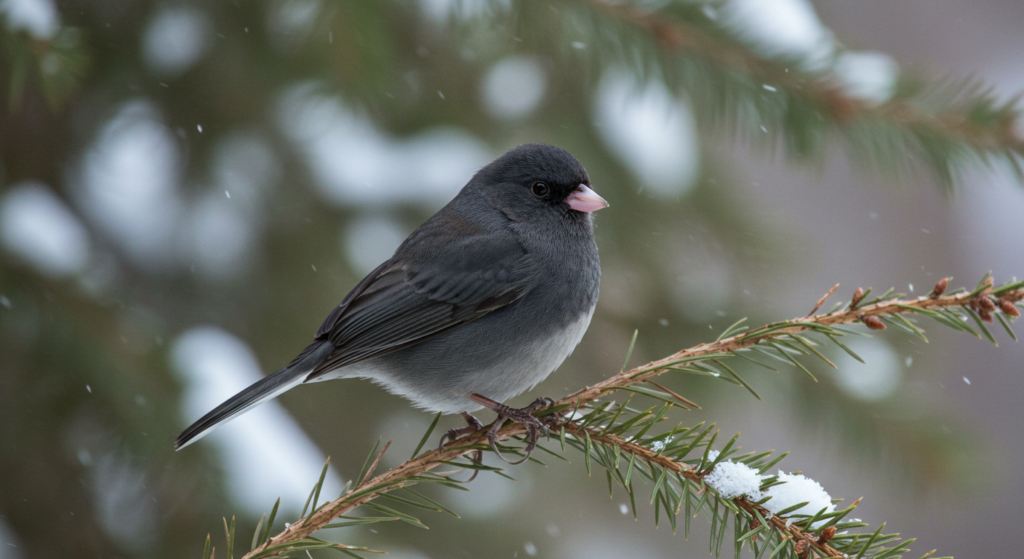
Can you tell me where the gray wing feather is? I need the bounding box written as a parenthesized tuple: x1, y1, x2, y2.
(305, 232, 537, 380)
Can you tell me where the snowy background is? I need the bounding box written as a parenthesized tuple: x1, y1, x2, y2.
(1, 0, 1023, 557)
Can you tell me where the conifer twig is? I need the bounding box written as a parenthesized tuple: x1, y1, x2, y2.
(566, 426, 844, 557)
(559, 277, 1021, 404)
(245, 277, 1022, 558)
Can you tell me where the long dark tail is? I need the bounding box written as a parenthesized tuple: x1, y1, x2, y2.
(175, 340, 334, 449)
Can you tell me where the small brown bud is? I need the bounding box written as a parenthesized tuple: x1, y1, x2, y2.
(977, 296, 997, 313)
(652, 22, 684, 49)
(817, 526, 837, 544)
(794, 539, 810, 559)
(748, 518, 761, 542)
(1000, 299, 1021, 318)
(850, 287, 865, 309)
(979, 309, 994, 323)
(861, 315, 886, 330)
(749, 519, 761, 530)
(981, 277, 994, 296)
(931, 277, 948, 298)
(823, 87, 857, 122)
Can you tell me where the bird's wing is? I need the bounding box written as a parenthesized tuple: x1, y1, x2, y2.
(303, 229, 537, 380)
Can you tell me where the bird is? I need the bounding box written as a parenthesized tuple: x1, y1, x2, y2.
(175, 143, 607, 463)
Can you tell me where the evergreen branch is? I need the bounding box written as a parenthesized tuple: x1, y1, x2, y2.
(572, 0, 1024, 186)
(241, 275, 1020, 558)
(0, 25, 91, 111)
(564, 425, 844, 558)
(560, 276, 1021, 403)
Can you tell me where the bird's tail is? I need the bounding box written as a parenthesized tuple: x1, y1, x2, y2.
(175, 340, 334, 450)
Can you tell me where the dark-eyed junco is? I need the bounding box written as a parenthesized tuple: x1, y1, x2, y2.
(176, 144, 607, 459)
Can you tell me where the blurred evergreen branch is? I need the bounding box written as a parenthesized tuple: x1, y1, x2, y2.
(213, 274, 1022, 559)
(7, 0, 1024, 187)
(0, 24, 90, 111)
(566, 0, 1024, 189)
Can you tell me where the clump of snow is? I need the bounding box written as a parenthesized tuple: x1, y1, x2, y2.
(705, 460, 764, 499)
(762, 471, 836, 528)
(702, 460, 838, 528)
(833, 51, 898, 104)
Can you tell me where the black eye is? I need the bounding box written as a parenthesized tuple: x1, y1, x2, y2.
(531, 181, 550, 197)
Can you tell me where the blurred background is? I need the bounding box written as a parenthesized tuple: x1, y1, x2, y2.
(1, 0, 1023, 557)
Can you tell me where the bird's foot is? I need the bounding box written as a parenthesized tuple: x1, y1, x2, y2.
(437, 411, 485, 482)
(439, 411, 485, 447)
(468, 393, 556, 465)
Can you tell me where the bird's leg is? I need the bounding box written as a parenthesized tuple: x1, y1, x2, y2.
(436, 411, 485, 481)
(468, 393, 556, 465)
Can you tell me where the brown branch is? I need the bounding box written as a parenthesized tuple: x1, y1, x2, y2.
(808, 283, 840, 316)
(358, 439, 393, 488)
(581, 0, 1024, 155)
(571, 426, 844, 558)
(558, 282, 1021, 407)
(245, 281, 1023, 558)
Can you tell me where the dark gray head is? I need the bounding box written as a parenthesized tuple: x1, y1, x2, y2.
(469, 144, 607, 222)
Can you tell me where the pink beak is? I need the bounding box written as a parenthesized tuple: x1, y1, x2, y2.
(566, 184, 609, 213)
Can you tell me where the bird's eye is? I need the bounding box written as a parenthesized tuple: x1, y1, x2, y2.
(531, 182, 550, 197)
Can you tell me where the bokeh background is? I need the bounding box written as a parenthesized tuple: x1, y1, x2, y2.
(2, 0, 1023, 557)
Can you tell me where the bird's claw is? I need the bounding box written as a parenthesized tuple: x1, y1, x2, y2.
(437, 411, 485, 482)
(438, 411, 484, 448)
(472, 395, 558, 465)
